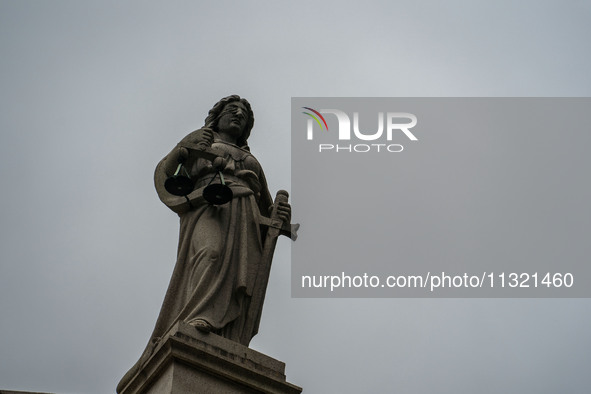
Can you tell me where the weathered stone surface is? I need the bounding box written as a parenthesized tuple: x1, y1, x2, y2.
(118, 96, 299, 393)
(118, 321, 302, 394)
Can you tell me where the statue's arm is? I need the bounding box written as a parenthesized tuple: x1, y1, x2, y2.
(162, 128, 215, 176)
(256, 166, 291, 224)
(255, 164, 273, 218)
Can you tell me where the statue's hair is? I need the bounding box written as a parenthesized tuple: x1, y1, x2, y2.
(204, 95, 254, 148)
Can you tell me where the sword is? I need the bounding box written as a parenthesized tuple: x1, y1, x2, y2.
(242, 190, 298, 345)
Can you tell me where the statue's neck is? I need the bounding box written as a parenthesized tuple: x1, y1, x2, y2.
(216, 131, 239, 145)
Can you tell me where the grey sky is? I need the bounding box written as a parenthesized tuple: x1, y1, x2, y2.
(1, 1, 590, 393)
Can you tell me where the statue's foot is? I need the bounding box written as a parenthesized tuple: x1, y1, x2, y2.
(190, 319, 212, 333)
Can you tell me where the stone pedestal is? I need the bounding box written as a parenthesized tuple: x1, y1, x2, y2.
(118, 321, 302, 394)
(0, 391, 54, 394)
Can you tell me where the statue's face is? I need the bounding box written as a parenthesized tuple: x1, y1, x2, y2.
(216, 101, 249, 140)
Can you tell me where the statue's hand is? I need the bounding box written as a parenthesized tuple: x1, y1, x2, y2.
(181, 127, 214, 149)
(212, 157, 228, 171)
(175, 128, 215, 164)
(274, 201, 291, 224)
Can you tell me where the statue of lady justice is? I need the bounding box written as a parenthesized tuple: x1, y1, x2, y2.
(117, 95, 294, 392)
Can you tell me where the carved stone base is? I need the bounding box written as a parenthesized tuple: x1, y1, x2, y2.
(118, 321, 302, 394)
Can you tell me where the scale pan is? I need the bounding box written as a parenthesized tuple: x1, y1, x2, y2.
(164, 175, 194, 196)
(203, 183, 233, 205)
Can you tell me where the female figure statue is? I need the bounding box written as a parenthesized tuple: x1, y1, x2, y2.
(117, 95, 290, 393)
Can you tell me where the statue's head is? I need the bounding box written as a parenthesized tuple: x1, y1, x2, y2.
(204, 95, 254, 147)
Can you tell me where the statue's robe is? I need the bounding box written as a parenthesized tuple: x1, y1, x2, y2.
(117, 140, 273, 393)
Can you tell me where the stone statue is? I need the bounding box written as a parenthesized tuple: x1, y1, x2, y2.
(117, 95, 296, 393)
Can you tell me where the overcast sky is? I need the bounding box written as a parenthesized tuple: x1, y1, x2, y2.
(1, 1, 590, 393)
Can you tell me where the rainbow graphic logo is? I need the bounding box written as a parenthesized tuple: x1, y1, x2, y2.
(302, 107, 329, 131)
